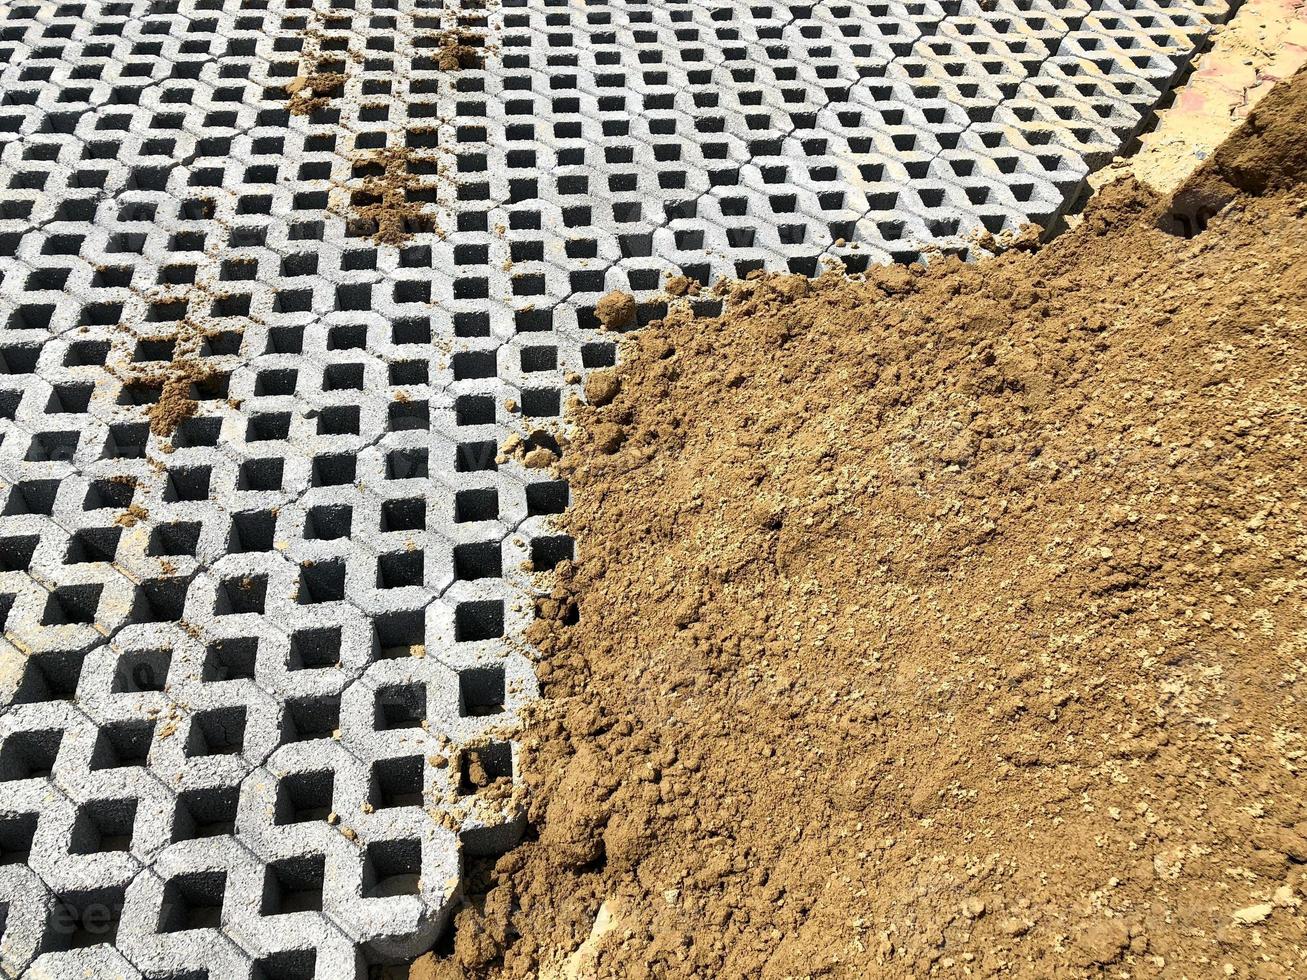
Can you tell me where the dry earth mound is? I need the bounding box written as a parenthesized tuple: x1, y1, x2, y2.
(415, 69, 1307, 980)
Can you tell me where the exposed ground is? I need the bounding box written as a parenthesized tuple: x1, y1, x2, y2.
(411, 69, 1307, 980)
(1103, 0, 1307, 193)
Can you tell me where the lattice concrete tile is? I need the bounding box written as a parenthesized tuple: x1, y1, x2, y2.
(0, 0, 1234, 972)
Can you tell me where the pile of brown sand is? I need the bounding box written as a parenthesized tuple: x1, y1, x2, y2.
(415, 71, 1307, 978)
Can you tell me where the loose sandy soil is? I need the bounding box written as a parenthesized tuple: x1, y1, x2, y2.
(412, 71, 1307, 980)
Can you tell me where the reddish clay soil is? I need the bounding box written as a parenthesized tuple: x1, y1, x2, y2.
(411, 70, 1307, 979)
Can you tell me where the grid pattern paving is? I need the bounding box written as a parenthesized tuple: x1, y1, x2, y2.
(0, 0, 1233, 975)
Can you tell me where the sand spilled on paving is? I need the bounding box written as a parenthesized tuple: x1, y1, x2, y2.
(411, 70, 1307, 979)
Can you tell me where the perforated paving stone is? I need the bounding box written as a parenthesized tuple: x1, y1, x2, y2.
(0, 0, 1233, 973)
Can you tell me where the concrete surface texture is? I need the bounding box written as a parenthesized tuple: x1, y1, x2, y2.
(0, 0, 1237, 975)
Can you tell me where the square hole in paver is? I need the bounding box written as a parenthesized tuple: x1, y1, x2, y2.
(230, 510, 277, 553)
(455, 488, 499, 523)
(133, 338, 176, 363)
(369, 755, 423, 810)
(64, 340, 110, 366)
(453, 541, 501, 580)
(46, 382, 93, 414)
(288, 627, 341, 670)
(69, 797, 137, 854)
(318, 405, 360, 435)
(185, 706, 246, 757)
(531, 534, 575, 571)
(521, 388, 561, 418)
(239, 458, 284, 491)
(7, 480, 59, 515)
(112, 648, 171, 693)
(174, 416, 222, 448)
(247, 413, 291, 442)
(455, 439, 498, 472)
(393, 318, 431, 344)
(50, 887, 125, 949)
(89, 720, 155, 770)
(458, 665, 506, 717)
(454, 600, 504, 642)
(389, 400, 429, 431)
(0, 729, 63, 781)
(253, 949, 317, 980)
(298, 560, 346, 604)
(323, 363, 364, 391)
(13, 650, 84, 703)
(103, 424, 148, 460)
(255, 368, 298, 396)
(312, 453, 356, 486)
(381, 497, 425, 532)
(158, 871, 226, 932)
(304, 504, 351, 540)
(459, 741, 514, 793)
(148, 521, 200, 557)
(0, 812, 37, 864)
(130, 578, 188, 623)
(26, 430, 80, 462)
(372, 609, 426, 659)
(274, 770, 334, 825)
(363, 838, 421, 897)
(42, 584, 102, 625)
(455, 394, 494, 426)
(266, 326, 305, 355)
(203, 638, 258, 682)
(374, 682, 426, 730)
(118, 381, 162, 407)
(216, 575, 267, 615)
(172, 787, 239, 842)
(163, 466, 211, 502)
(377, 550, 423, 589)
(83, 478, 136, 512)
(0, 540, 31, 580)
(282, 694, 341, 743)
(389, 360, 427, 386)
(260, 854, 325, 915)
(520, 346, 556, 372)
(387, 447, 428, 480)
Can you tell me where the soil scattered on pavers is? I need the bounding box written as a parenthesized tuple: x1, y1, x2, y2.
(145, 357, 216, 437)
(344, 147, 443, 245)
(119, 315, 230, 439)
(285, 67, 346, 115)
(412, 69, 1307, 979)
(433, 28, 486, 71)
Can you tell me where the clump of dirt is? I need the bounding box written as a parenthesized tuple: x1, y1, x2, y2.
(664, 275, 700, 298)
(594, 290, 637, 329)
(500, 429, 563, 471)
(414, 71, 1307, 979)
(344, 147, 442, 245)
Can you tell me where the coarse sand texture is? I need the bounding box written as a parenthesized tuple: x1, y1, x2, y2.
(412, 69, 1307, 980)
